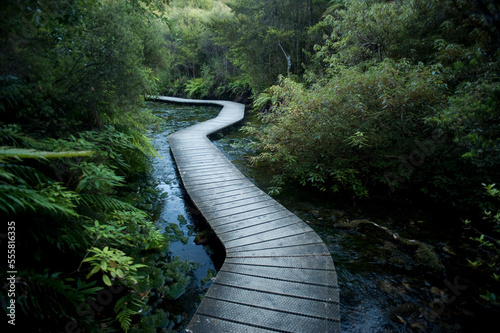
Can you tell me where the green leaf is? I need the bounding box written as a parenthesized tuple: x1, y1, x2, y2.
(101, 261, 108, 271)
(86, 265, 101, 279)
(116, 269, 124, 278)
(103, 275, 112, 286)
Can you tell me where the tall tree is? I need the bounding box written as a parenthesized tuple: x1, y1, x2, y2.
(209, 0, 330, 94)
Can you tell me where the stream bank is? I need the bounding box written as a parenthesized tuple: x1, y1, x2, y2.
(211, 108, 499, 332)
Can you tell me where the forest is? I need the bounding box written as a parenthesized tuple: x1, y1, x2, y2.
(1, 0, 499, 332)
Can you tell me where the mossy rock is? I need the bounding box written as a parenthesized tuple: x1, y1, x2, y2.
(415, 244, 444, 272)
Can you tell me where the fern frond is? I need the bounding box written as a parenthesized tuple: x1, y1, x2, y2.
(0, 163, 48, 184)
(123, 148, 150, 173)
(114, 294, 145, 332)
(0, 124, 46, 149)
(253, 90, 272, 111)
(117, 126, 159, 158)
(78, 194, 141, 212)
(0, 147, 93, 162)
(18, 271, 81, 318)
(0, 167, 16, 182)
(0, 184, 78, 215)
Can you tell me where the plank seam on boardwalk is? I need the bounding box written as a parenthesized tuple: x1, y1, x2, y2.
(201, 297, 338, 321)
(156, 96, 340, 333)
(215, 271, 336, 288)
(218, 216, 298, 235)
(225, 240, 324, 252)
(190, 315, 294, 333)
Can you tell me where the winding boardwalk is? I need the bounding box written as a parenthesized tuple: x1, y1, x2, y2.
(156, 96, 340, 333)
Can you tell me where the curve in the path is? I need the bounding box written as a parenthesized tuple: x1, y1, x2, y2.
(156, 96, 340, 333)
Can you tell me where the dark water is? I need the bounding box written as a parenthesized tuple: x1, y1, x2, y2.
(144, 101, 225, 328)
(146, 101, 497, 332)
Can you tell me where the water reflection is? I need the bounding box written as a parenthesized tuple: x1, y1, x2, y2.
(145, 101, 225, 325)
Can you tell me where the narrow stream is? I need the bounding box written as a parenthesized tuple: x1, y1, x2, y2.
(143, 101, 225, 330)
(144, 101, 497, 332)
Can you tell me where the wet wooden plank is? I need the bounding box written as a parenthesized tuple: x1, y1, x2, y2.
(214, 210, 296, 234)
(221, 219, 310, 244)
(225, 231, 322, 252)
(187, 315, 275, 333)
(220, 262, 338, 286)
(206, 284, 338, 318)
(183, 174, 249, 187)
(225, 243, 330, 258)
(194, 298, 337, 333)
(189, 184, 259, 202)
(184, 178, 250, 193)
(225, 255, 337, 272)
(196, 191, 267, 210)
(157, 96, 340, 333)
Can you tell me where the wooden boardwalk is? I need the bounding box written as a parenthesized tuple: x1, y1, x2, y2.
(156, 96, 340, 333)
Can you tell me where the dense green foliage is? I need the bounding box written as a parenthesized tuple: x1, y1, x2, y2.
(245, 59, 447, 198)
(1, 0, 197, 331)
(94, 0, 498, 213)
(465, 184, 500, 306)
(245, 0, 500, 208)
(159, 0, 331, 99)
